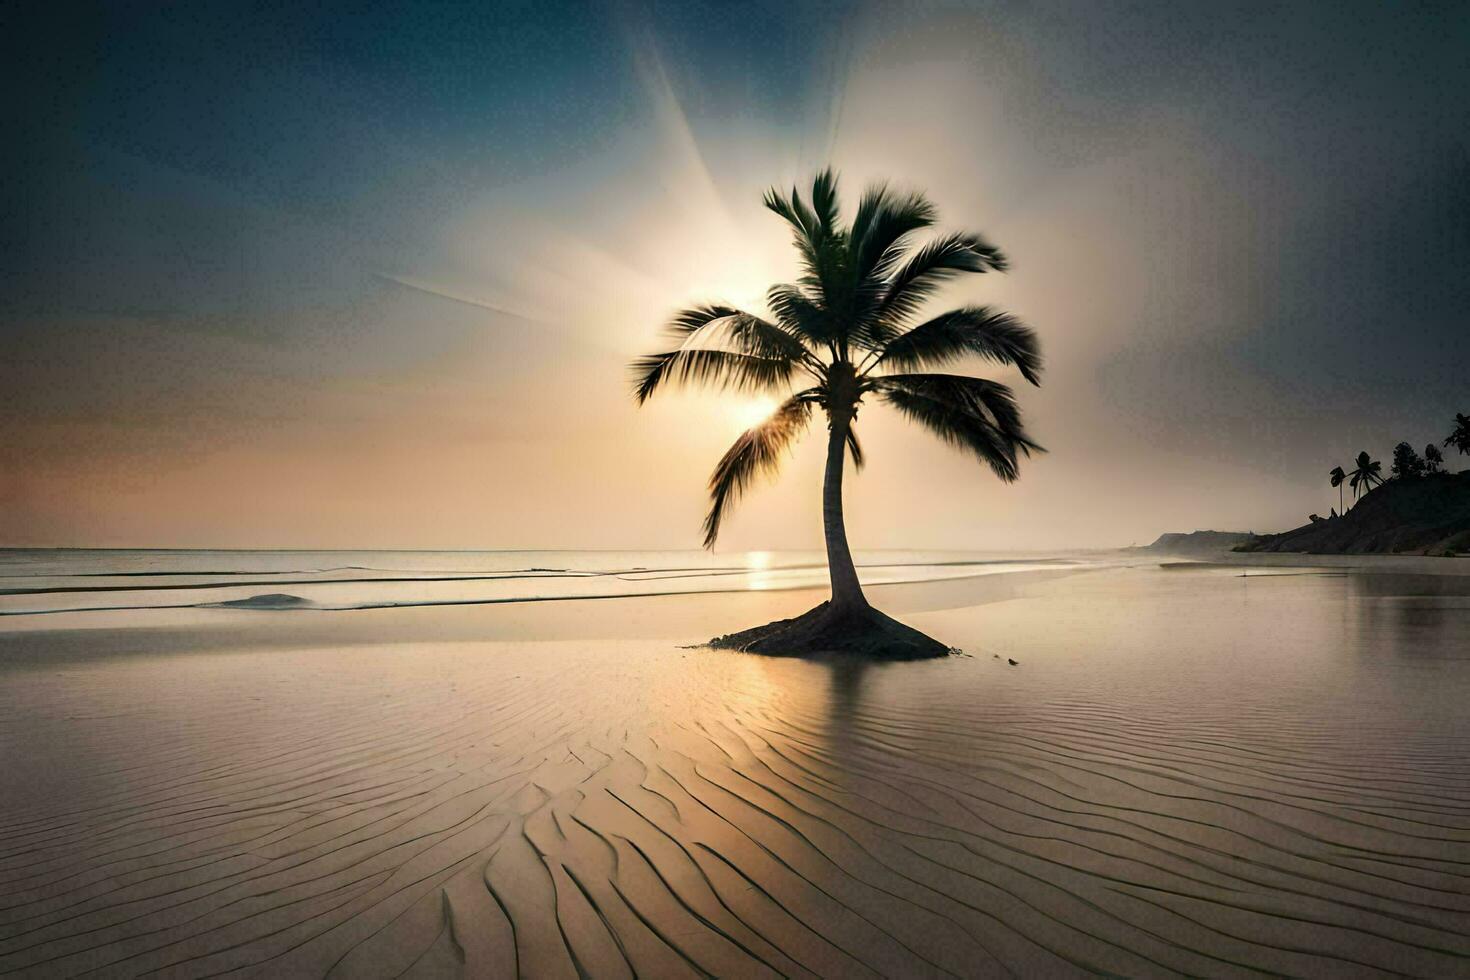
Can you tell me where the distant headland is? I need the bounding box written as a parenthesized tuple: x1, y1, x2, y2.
(1236, 470, 1470, 556)
(1137, 530, 1254, 555)
(1148, 415, 1470, 558)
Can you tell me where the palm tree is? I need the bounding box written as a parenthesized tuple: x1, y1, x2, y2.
(1445, 413, 1470, 458)
(1424, 443, 1444, 474)
(1348, 450, 1383, 503)
(1329, 465, 1346, 514)
(631, 169, 1041, 657)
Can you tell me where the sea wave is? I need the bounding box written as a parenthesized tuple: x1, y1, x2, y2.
(0, 551, 1097, 619)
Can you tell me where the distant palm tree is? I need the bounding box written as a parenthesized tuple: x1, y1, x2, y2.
(1424, 443, 1444, 474)
(1445, 413, 1470, 458)
(1348, 450, 1383, 503)
(1329, 465, 1347, 514)
(632, 169, 1041, 625)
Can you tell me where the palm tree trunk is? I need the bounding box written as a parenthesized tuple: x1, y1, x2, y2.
(823, 413, 868, 614)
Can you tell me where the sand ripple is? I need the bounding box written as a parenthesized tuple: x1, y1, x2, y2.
(1, 570, 1468, 977)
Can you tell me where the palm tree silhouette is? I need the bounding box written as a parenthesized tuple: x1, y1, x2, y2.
(1348, 451, 1383, 503)
(1329, 466, 1347, 514)
(631, 169, 1041, 654)
(1445, 413, 1470, 458)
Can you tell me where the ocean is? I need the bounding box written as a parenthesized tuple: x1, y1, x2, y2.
(0, 548, 1104, 621)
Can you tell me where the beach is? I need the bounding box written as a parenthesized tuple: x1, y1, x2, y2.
(1, 552, 1468, 977)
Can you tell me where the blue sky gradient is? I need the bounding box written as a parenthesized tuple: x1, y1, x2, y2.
(4, 1, 1468, 548)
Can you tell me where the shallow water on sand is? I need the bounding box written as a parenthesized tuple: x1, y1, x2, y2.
(1, 563, 1467, 977)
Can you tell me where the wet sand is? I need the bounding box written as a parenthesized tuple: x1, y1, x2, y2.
(2, 563, 1468, 977)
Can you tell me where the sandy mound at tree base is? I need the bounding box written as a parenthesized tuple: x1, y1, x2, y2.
(708, 600, 952, 659)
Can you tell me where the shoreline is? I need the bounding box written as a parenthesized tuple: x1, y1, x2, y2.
(1158, 548, 1470, 576)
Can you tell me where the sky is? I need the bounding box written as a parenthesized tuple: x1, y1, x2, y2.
(3, 0, 1468, 551)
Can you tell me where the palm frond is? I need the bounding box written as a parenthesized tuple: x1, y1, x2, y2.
(768, 283, 837, 348)
(631, 348, 797, 405)
(850, 185, 936, 281)
(665, 303, 738, 338)
(633, 304, 819, 402)
(675, 303, 817, 358)
(846, 427, 865, 471)
(871, 373, 1042, 481)
(872, 232, 1008, 337)
(809, 167, 840, 239)
(664, 304, 803, 352)
(763, 184, 823, 279)
(707, 309, 819, 364)
(870, 305, 1041, 385)
(765, 179, 852, 320)
(703, 395, 815, 547)
(764, 184, 821, 244)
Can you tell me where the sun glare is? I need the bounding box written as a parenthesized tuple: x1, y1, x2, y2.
(730, 396, 778, 431)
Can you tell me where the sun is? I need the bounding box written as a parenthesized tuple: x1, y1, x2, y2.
(730, 396, 778, 431)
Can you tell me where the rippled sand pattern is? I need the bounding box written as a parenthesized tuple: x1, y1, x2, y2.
(2, 566, 1468, 977)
